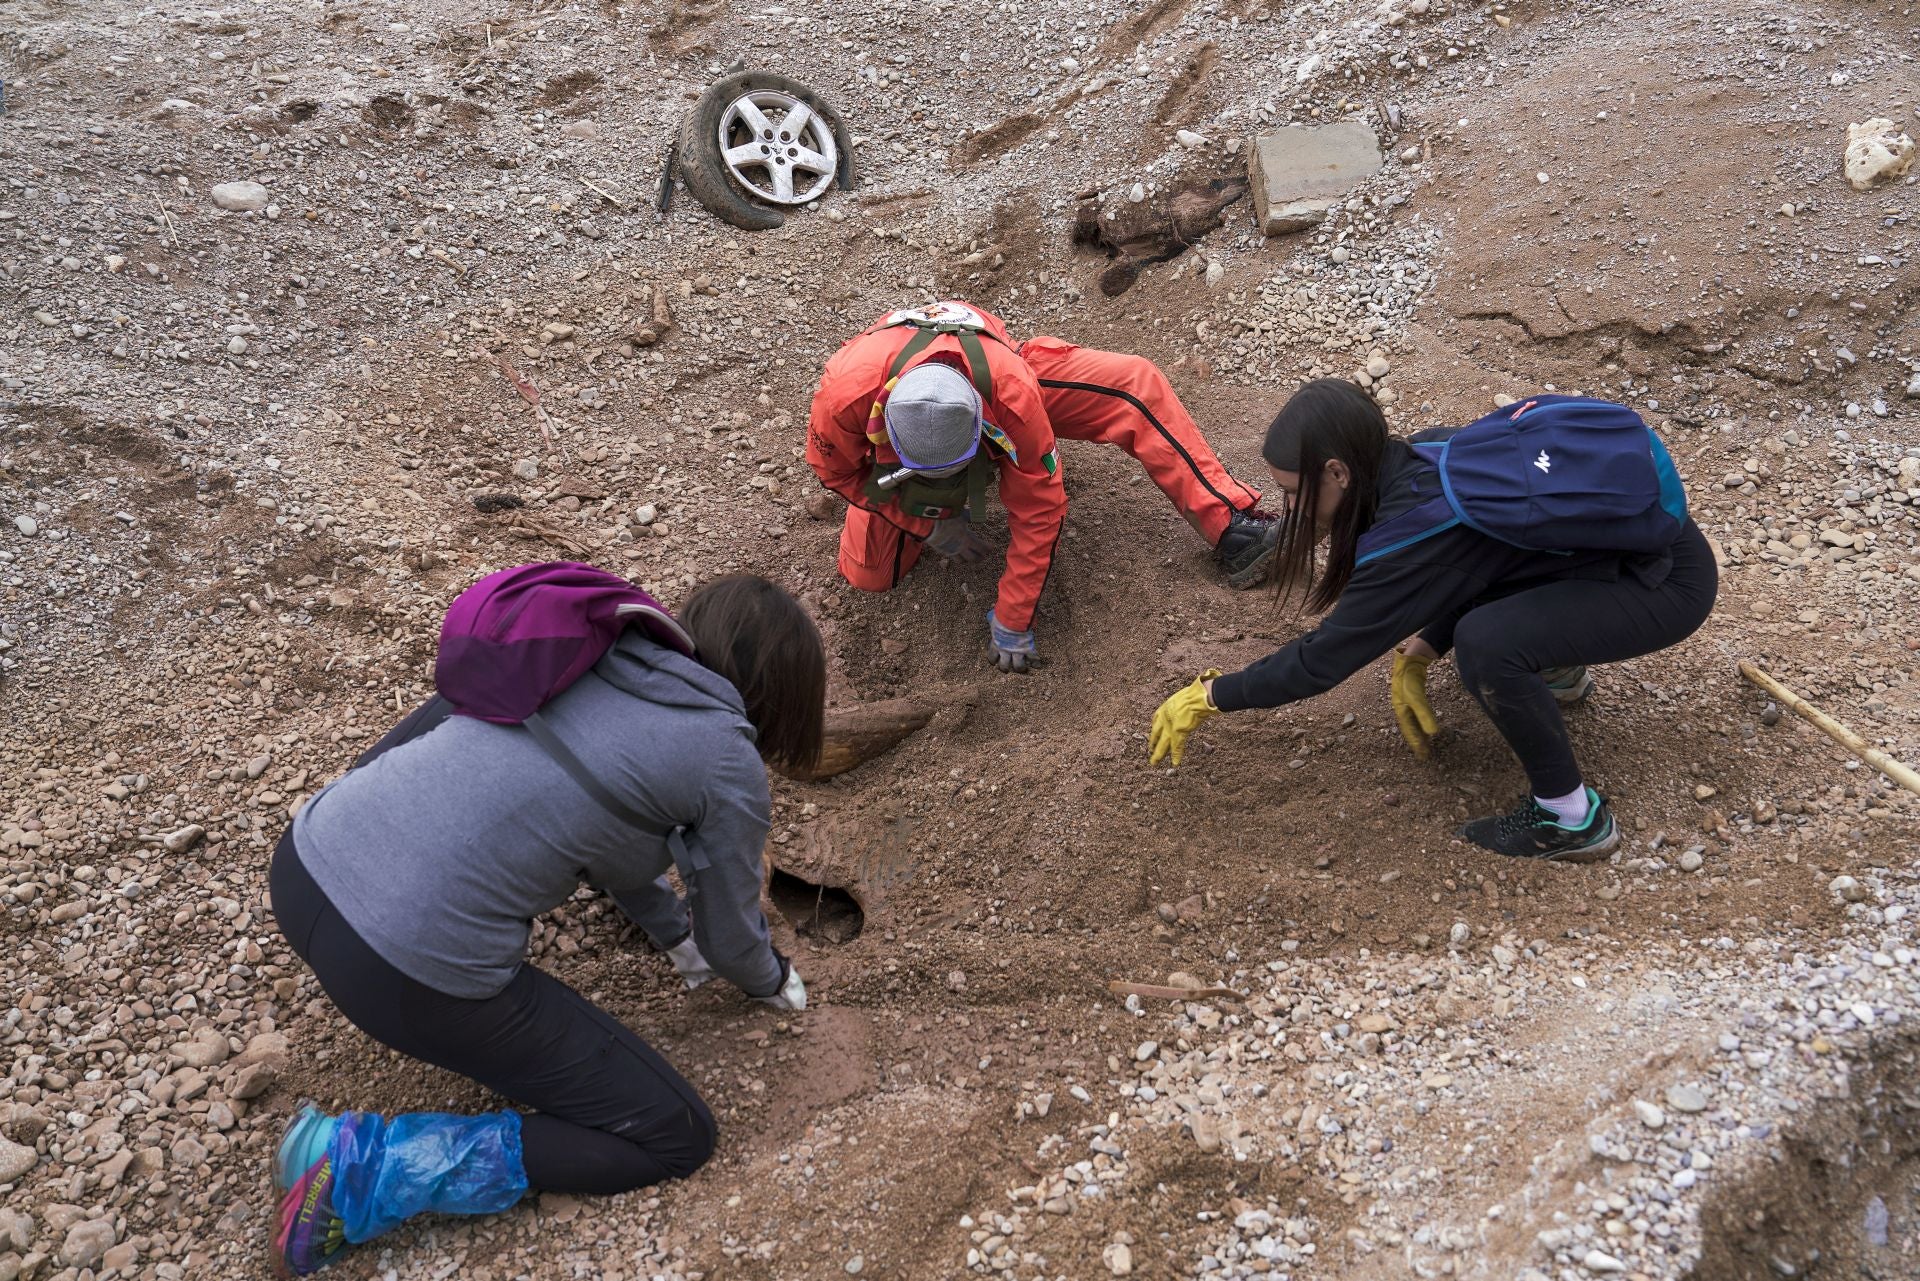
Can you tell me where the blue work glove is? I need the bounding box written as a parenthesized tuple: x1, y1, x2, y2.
(986, 608, 1037, 674)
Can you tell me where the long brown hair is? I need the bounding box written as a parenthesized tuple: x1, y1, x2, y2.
(1263, 379, 1387, 613)
(680, 575, 825, 774)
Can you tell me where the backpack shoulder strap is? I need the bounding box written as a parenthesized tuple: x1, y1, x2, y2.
(521, 711, 708, 879)
(521, 712, 670, 836)
(1355, 448, 1459, 567)
(1354, 497, 1459, 566)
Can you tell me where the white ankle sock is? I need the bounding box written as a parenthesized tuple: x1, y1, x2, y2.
(1535, 785, 1591, 827)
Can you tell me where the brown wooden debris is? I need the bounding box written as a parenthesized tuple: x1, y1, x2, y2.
(632, 284, 675, 347)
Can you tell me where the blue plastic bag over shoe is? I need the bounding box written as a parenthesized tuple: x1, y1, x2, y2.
(329, 1110, 529, 1243)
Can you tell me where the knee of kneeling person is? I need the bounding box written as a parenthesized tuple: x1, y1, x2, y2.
(659, 1097, 719, 1182)
(1111, 351, 1170, 396)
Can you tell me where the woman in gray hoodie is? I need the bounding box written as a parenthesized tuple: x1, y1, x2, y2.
(267, 575, 824, 1275)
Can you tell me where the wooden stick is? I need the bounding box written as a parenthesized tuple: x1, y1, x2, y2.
(579, 175, 627, 211)
(153, 194, 179, 247)
(481, 346, 566, 459)
(1739, 660, 1920, 796)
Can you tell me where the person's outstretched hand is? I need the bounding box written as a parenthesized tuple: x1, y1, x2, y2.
(664, 935, 716, 989)
(924, 517, 989, 564)
(987, 608, 1038, 674)
(757, 959, 808, 1012)
(1149, 669, 1223, 767)
(1390, 648, 1440, 760)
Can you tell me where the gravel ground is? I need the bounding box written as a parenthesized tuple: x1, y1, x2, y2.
(2, 0, 1917, 1278)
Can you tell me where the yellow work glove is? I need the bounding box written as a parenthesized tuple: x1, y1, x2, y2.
(1149, 669, 1224, 768)
(1390, 649, 1440, 761)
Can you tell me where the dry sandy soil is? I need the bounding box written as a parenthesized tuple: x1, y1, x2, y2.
(3, 0, 1920, 1279)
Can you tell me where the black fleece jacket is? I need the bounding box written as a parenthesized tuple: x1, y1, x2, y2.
(1209, 431, 1679, 713)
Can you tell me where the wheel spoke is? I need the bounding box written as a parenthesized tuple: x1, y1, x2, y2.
(778, 101, 812, 142)
(789, 144, 835, 176)
(723, 143, 768, 168)
(770, 164, 794, 201)
(733, 98, 774, 137)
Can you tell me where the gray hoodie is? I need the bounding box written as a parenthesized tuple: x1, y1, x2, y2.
(289, 631, 783, 1000)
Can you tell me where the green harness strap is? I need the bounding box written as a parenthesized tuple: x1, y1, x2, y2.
(866, 316, 1003, 521)
(881, 322, 997, 403)
(861, 452, 993, 522)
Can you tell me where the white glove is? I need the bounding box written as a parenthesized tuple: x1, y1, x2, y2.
(665, 936, 716, 990)
(757, 962, 807, 1012)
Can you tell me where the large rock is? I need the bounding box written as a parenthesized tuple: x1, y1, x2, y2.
(161, 824, 205, 854)
(60, 1218, 116, 1270)
(235, 1031, 290, 1069)
(0, 1138, 34, 1183)
(210, 180, 270, 212)
(170, 1028, 231, 1068)
(227, 1060, 276, 1101)
(1845, 118, 1915, 191)
(1248, 122, 1383, 235)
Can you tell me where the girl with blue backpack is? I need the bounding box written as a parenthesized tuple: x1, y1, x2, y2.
(267, 570, 824, 1274)
(1149, 379, 1717, 863)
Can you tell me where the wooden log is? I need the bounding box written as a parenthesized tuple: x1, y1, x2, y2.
(1739, 660, 1920, 796)
(779, 696, 940, 783)
(631, 284, 674, 347)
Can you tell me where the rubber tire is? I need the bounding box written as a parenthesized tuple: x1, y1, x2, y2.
(676, 70, 853, 231)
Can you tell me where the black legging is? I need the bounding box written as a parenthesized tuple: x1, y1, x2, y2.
(269, 720, 716, 1195)
(1451, 521, 1718, 798)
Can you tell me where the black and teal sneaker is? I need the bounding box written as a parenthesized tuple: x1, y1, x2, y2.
(1541, 665, 1595, 705)
(1461, 788, 1619, 863)
(1216, 508, 1282, 590)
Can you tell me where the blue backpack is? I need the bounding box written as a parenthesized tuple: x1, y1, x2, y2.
(1356, 395, 1687, 565)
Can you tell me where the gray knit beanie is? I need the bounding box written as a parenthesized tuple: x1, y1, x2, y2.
(884, 363, 983, 471)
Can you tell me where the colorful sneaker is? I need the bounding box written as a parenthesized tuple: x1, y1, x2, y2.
(1541, 665, 1595, 705)
(1216, 508, 1283, 590)
(1460, 788, 1619, 863)
(274, 1115, 359, 1276)
(274, 1105, 341, 1193)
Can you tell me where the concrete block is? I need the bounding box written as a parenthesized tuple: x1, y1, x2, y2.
(1248, 122, 1383, 235)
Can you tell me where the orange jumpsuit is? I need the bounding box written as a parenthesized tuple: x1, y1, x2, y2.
(806, 302, 1261, 633)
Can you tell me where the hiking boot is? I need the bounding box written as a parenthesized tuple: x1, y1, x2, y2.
(1216, 508, 1282, 589)
(275, 1105, 342, 1193)
(274, 1116, 358, 1277)
(1542, 665, 1594, 705)
(1460, 788, 1619, 863)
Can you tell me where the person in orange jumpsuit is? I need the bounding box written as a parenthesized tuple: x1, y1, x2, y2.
(806, 301, 1279, 672)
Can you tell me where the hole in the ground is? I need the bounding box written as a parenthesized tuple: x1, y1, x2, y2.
(1691, 1035, 1919, 1278)
(364, 95, 414, 129)
(768, 867, 864, 944)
